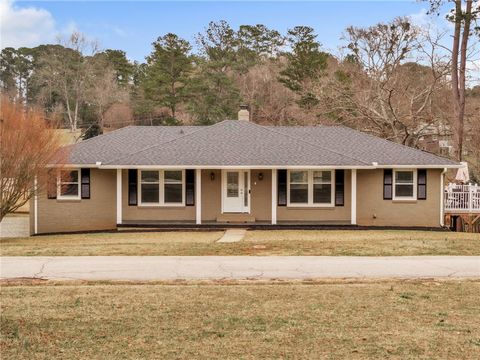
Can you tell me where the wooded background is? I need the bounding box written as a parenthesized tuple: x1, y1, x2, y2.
(1, 3, 479, 177)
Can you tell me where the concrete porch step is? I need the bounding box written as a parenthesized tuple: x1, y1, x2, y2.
(216, 213, 256, 223)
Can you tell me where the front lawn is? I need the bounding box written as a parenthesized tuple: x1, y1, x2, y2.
(1, 281, 479, 359)
(0, 230, 478, 256)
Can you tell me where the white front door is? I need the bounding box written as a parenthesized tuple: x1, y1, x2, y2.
(222, 170, 250, 213)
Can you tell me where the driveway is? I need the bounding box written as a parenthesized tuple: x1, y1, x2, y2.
(0, 215, 29, 238)
(1, 256, 479, 281)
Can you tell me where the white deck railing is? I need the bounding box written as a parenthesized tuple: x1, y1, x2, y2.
(444, 184, 480, 212)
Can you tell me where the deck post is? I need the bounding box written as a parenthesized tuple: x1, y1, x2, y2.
(116, 169, 122, 225)
(271, 169, 277, 225)
(469, 185, 474, 213)
(351, 169, 357, 225)
(196, 169, 202, 225)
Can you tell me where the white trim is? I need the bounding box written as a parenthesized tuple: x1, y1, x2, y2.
(34, 176, 38, 234)
(287, 169, 335, 207)
(392, 169, 417, 201)
(116, 169, 122, 224)
(55, 164, 463, 170)
(375, 164, 460, 169)
(271, 169, 277, 225)
(351, 169, 357, 225)
(137, 169, 186, 207)
(195, 169, 201, 225)
(440, 168, 446, 226)
(57, 169, 81, 200)
(221, 169, 250, 213)
(99, 165, 377, 170)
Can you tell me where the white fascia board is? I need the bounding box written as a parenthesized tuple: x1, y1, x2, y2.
(46, 164, 99, 168)
(374, 164, 462, 169)
(48, 163, 461, 170)
(97, 164, 376, 170)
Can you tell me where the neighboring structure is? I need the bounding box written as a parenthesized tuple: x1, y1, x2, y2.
(444, 184, 480, 232)
(30, 109, 461, 234)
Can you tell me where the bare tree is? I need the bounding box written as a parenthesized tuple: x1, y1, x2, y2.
(35, 32, 99, 132)
(87, 65, 129, 129)
(0, 97, 63, 222)
(427, 0, 479, 160)
(315, 18, 451, 146)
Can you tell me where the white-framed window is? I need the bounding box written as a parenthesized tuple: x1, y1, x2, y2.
(393, 169, 417, 200)
(138, 169, 185, 206)
(57, 169, 80, 200)
(287, 170, 334, 206)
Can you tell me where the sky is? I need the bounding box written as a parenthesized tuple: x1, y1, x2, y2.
(0, 0, 449, 62)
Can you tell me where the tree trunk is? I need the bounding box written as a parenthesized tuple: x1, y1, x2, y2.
(451, 0, 473, 161)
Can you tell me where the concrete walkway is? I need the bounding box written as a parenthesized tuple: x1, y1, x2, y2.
(217, 229, 246, 243)
(1, 256, 479, 281)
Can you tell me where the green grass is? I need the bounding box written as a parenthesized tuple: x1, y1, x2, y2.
(1, 280, 479, 359)
(1, 230, 479, 256)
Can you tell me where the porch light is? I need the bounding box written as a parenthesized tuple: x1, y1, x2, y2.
(258, 172, 264, 181)
(210, 172, 215, 181)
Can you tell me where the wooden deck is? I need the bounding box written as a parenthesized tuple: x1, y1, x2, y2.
(444, 185, 480, 232)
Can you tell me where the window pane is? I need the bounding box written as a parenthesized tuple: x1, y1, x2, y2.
(313, 171, 331, 183)
(313, 184, 331, 203)
(290, 184, 308, 203)
(164, 184, 183, 203)
(244, 171, 248, 207)
(395, 171, 413, 183)
(395, 184, 413, 197)
(165, 171, 182, 183)
(290, 171, 307, 183)
(141, 171, 159, 183)
(227, 172, 239, 197)
(60, 183, 78, 196)
(141, 184, 159, 203)
(61, 170, 78, 182)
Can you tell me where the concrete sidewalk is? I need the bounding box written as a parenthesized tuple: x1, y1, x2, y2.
(1, 256, 479, 281)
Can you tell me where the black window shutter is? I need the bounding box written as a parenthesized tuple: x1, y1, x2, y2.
(277, 169, 287, 206)
(47, 170, 57, 199)
(186, 169, 195, 206)
(335, 170, 344, 206)
(81, 168, 90, 199)
(383, 169, 393, 200)
(128, 169, 137, 206)
(417, 169, 427, 200)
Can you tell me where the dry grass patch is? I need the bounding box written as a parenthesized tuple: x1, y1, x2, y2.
(1, 281, 479, 359)
(0, 231, 223, 256)
(242, 230, 480, 256)
(0, 230, 478, 256)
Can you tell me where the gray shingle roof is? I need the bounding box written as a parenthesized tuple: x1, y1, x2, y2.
(63, 120, 459, 167)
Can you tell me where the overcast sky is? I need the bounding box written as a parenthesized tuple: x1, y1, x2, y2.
(1, 0, 450, 62)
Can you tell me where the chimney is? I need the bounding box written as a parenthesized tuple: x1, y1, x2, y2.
(238, 104, 250, 121)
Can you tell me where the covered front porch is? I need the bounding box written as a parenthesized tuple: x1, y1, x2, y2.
(115, 168, 357, 227)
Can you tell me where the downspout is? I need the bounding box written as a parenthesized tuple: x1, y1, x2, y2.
(440, 168, 447, 227)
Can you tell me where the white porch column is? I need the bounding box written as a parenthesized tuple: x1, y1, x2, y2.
(116, 169, 122, 225)
(196, 169, 202, 224)
(34, 176, 38, 234)
(271, 169, 277, 225)
(440, 168, 446, 227)
(351, 169, 357, 225)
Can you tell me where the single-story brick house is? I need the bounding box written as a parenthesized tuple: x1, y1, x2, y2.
(30, 109, 460, 234)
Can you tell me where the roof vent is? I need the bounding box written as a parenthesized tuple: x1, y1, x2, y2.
(238, 105, 250, 121)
